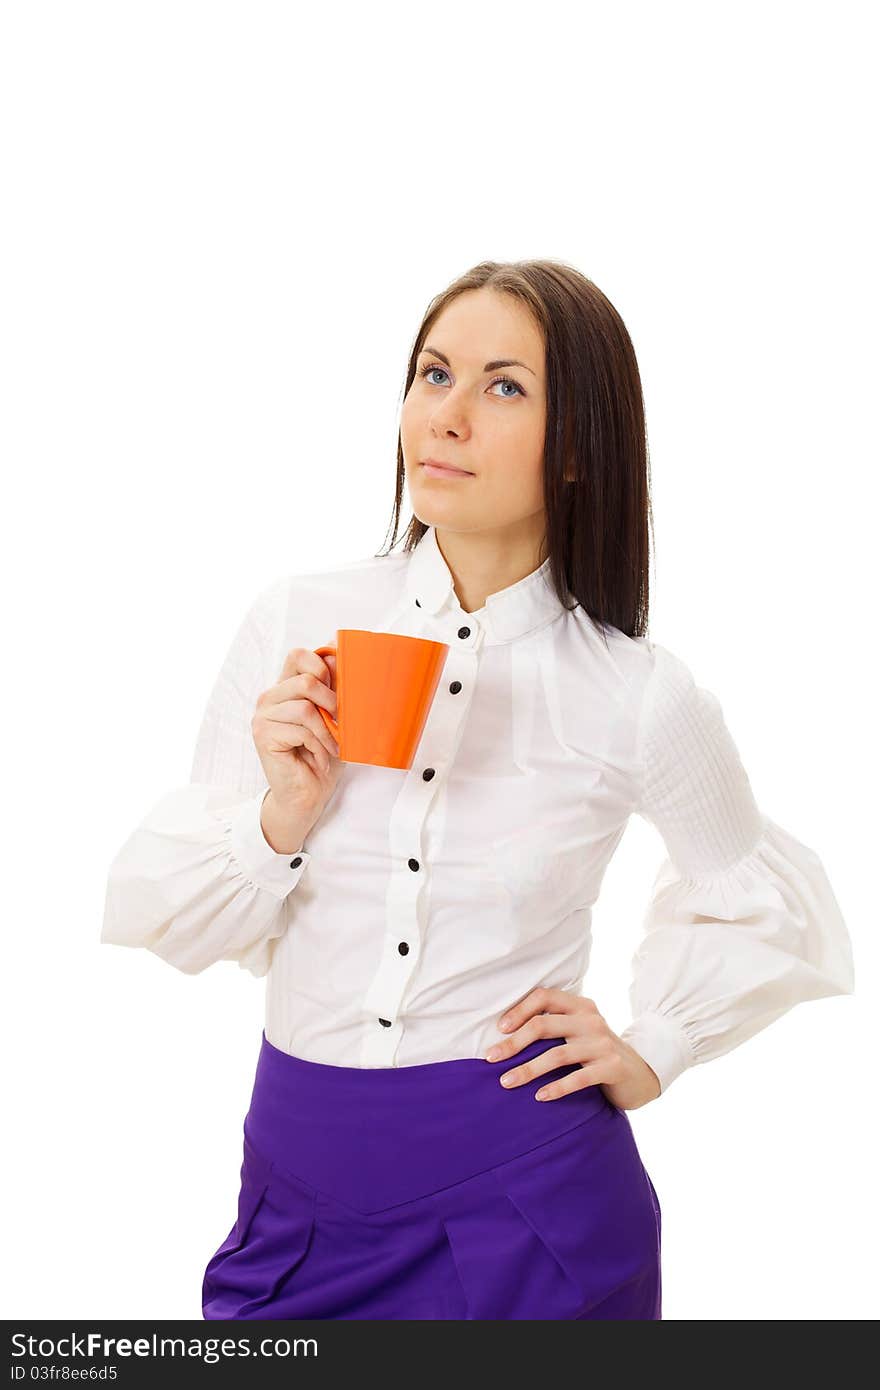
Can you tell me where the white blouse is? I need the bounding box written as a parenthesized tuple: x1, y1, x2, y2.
(100, 524, 855, 1091)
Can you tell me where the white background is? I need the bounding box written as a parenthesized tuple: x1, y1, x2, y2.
(2, 0, 875, 1322)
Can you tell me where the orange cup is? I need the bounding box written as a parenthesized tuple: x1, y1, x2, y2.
(313, 630, 450, 770)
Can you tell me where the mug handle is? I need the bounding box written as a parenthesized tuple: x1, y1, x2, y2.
(312, 644, 339, 742)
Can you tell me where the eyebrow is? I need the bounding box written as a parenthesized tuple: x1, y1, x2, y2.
(419, 344, 537, 377)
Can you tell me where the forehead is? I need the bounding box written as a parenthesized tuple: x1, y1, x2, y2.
(426, 289, 544, 373)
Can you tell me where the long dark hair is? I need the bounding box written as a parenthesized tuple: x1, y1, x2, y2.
(377, 258, 653, 642)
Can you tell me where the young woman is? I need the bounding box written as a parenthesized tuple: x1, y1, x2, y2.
(101, 259, 855, 1320)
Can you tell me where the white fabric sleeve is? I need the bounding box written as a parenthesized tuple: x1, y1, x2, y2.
(100, 578, 312, 977)
(618, 642, 855, 1095)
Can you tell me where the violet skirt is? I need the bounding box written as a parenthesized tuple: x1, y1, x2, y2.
(201, 1030, 662, 1321)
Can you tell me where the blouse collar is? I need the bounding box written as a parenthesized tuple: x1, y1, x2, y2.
(404, 523, 567, 644)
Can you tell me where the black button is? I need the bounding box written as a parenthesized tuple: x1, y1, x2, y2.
(398, 942, 409, 955)
(415, 598, 421, 607)
(422, 768, 435, 780)
(457, 625, 471, 639)
(290, 856, 302, 868)
(449, 680, 462, 694)
(408, 857, 420, 871)
(379, 1018, 392, 1027)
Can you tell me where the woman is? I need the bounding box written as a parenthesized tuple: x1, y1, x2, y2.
(101, 259, 855, 1320)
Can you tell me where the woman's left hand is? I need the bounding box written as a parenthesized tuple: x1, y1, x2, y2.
(484, 986, 661, 1111)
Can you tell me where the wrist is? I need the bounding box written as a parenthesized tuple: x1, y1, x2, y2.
(260, 788, 316, 855)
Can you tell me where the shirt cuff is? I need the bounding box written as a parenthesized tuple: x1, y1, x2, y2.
(228, 788, 312, 901)
(619, 1010, 697, 1095)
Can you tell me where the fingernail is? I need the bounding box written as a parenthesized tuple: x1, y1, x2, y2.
(485, 1047, 501, 1062)
(499, 1017, 512, 1030)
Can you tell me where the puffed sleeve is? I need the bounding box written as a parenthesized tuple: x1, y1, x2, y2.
(618, 642, 855, 1095)
(100, 577, 312, 977)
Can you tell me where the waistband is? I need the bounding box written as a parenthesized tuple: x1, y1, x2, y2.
(243, 1029, 615, 1213)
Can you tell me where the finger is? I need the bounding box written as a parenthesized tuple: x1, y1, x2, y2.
(311, 744, 335, 777)
(495, 1042, 586, 1091)
(498, 986, 588, 1033)
(485, 1012, 572, 1061)
(261, 698, 340, 760)
(279, 646, 335, 689)
(535, 1060, 608, 1102)
(263, 670, 338, 718)
(294, 726, 331, 773)
(298, 739, 329, 775)
(259, 713, 331, 770)
(299, 745, 325, 778)
(308, 726, 333, 772)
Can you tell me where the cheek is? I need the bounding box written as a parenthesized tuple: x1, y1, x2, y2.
(483, 454, 544, 511)
(399, 396, 429, 455)
(493, 414, 545, 487)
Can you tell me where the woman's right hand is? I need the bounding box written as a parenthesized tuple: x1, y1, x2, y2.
(251, 646, 344, 822)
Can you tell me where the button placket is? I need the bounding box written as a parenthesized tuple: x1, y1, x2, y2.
(358, 618, 484, 1067)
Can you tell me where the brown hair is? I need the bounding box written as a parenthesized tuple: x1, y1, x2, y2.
(377, 258, 654, 642)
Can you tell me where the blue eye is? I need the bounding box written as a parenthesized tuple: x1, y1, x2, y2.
(417, 363, 524, 398)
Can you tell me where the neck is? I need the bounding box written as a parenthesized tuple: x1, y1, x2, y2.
(434, 520, 547, 614)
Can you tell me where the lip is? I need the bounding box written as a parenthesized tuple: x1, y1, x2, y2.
(419, 459, 475, 477)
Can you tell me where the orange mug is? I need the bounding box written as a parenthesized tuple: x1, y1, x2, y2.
(313, 630, 450, 770)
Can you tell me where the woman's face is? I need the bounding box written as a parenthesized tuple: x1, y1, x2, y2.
(400, 288, 547, 536)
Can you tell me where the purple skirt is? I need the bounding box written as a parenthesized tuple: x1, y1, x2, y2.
(202, 1030, 662, 1321)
